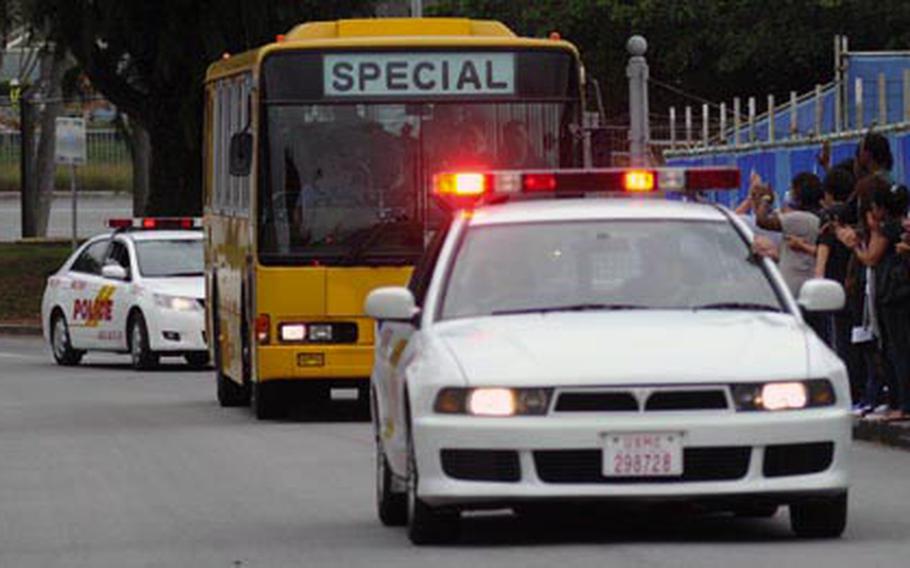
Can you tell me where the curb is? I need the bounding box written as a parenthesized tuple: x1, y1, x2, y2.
(853, 419, 910, 451)
(0, 324, 42, 337)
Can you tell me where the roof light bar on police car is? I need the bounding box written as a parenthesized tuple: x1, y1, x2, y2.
(433, 167, 740, 206)
(107, 218, 202, 230)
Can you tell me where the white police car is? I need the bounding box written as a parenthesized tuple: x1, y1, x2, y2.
(41, 218, 208, 370)
(366, 168, 851, 545)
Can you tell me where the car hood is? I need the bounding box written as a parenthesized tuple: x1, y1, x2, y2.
(435, 311, 810, 387)
(141, 277, 204, 300)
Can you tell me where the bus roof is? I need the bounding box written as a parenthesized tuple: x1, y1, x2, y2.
(205, 18, 579, 83)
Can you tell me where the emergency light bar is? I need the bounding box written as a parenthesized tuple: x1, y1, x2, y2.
(432, 167, 740, 207)
(107, 217, 201, 230)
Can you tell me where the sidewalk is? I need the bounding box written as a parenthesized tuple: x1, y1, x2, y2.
(853, 418, 910, 450)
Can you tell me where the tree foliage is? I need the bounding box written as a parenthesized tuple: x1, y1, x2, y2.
(431, 0, 910, 118)
(24, 1, 375, 215)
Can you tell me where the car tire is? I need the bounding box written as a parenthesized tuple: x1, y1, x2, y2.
(252, 381, 281, 420)
(374, 391, 407, 526)
(128, 312, 158, 371)
(406, 423, 459, 545)
(185, 352, 210, 368)
(50, 311, 83, 366)
(790, 493, 848, 538)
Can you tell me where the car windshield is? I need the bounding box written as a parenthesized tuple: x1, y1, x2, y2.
(440, 219, 783, 320)
(134, 239, 204, 278)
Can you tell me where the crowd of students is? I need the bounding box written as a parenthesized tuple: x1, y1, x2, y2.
(738, 133, 910, 422)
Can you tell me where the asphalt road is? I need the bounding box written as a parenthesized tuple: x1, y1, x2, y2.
(0, 193, 132, 242)
(1, 335, 910, 568)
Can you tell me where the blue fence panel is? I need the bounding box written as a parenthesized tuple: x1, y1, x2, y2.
(846, 54, 910, 129)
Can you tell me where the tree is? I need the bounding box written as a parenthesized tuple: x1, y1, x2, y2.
(27, 1, 376, 216)
(430, 0, 910, 119)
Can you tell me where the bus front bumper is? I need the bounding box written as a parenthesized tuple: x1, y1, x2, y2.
(256, 343, 373, 382)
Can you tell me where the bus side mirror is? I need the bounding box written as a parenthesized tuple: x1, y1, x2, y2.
(229, 133, 253, 177)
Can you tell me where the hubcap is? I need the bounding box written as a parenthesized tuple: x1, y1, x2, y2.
(131, 323, 142, 364)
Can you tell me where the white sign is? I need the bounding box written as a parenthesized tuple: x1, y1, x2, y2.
(324, 52, 515, 97)
(55, 117, 87, 166)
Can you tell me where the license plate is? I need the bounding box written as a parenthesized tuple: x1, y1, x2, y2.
(603, 432, 683, 477)
(330, 388, 359, 401)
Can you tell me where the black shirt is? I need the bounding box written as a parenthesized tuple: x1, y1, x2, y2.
(818, 229, 851, 284)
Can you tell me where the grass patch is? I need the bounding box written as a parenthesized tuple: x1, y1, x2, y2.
(0, 162, 133, 193)
(0, 242, 73, 323)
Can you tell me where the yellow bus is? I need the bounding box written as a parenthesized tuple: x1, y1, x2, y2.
(203, 18, 585, 419)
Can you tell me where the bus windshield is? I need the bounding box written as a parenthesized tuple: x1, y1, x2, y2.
(259, 102, 576, 264)
(257, 49, 581, 266)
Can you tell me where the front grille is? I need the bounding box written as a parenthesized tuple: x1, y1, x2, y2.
(441, 449, 521, 482)
(645, 390, 728, 411)
(555, 392, 639, 412)
(534, 447, 750, 484)
(763, 442, 834, 478)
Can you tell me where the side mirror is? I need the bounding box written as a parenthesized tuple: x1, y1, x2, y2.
(101, 263, 128, 281)
(229, 132, 253, 177)
(365, 287, 419, 322)
(798, 279, 845, 313)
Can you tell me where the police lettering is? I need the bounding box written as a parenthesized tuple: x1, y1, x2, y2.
(326, 54, 514, 96)
(73, 298, 113, 322)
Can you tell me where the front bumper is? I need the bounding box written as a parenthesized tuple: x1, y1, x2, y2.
(147, 308, 207, 352)
(412, 408, 851, 507)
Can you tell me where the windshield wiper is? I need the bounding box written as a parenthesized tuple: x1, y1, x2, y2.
(492, 303, 650, 316)
(343, 217, 410, 265)
(692, 302, 781, 312)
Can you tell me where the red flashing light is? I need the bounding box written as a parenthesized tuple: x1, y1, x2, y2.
(522, 173, 557, 193)
(435, 172, 488, 197)
(549, 31, 561, 41)
(623, 170, 655, 192)
(107, 218, 133, 229)
(142, 218, 157, 229)
(276, 34, 286, 43)
(685, 167, 741, 191)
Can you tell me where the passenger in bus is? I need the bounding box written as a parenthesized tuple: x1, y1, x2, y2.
(499, 120, 542, 169)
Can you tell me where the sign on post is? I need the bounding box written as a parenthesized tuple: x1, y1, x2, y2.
(55, 117, 87, 165)
(55, 117, 86, 250)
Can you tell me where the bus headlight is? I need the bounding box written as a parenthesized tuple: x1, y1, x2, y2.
(434, 387, 552, 416)
(732, 380, 835, 411)
(154, 293, 201, 311)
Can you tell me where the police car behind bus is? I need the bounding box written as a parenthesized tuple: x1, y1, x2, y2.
(365, 167, 851, 545)
(41, 218, 208, 370)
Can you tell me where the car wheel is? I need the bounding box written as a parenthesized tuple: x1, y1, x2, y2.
(790, 493, 847, 538)
(184, 352, 210, 369)
(50, 311, 83, 366)
(406, 424, 459, 545)
(128, 312, 158, 371)
(252, 381, 281, 420)
(374, 393, 407, 526)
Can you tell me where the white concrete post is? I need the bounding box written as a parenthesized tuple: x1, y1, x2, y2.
(626, 36, 650, 166)
(702, 103, 709, 146)
(748, 97, 756, 141)
(814, 85, 823, 137)
(685, 105, 692, 145)
(856, 78, 864, 130)
(904, 69, 910, 122)
(790, 91, 798, 138)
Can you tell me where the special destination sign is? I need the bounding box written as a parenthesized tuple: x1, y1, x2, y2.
(323, 53, 515, 97)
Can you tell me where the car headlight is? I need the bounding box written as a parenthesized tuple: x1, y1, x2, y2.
(434, 387, 552, 416)
(154, 293, 200, 311)
(731, 379, 836, 411)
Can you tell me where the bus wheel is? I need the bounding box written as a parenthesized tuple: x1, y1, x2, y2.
(252, 381, 280, 420)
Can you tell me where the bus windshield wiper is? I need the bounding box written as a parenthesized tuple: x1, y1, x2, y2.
(343, 218, 409, 265)
(692, 302, 781, 312)
(492, 303, 650, 316)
